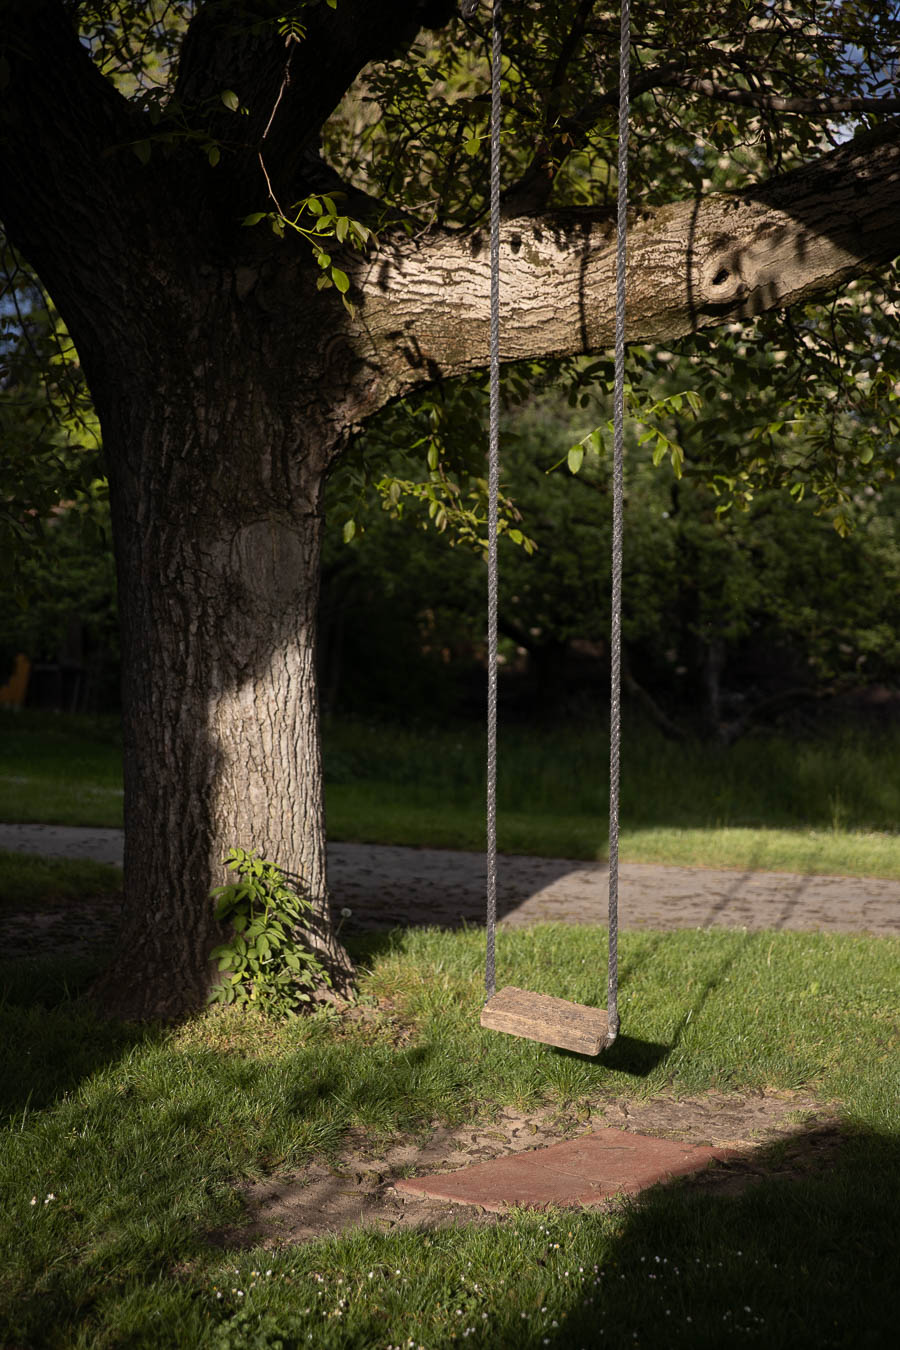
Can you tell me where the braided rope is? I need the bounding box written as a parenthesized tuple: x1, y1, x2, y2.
(485, 0, 502, 1001)
(485, 0, 630, 1038)
(607, 0, 631, 1044)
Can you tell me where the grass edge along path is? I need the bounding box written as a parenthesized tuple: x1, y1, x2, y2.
(2, 710, 900, 880)
(1, 805, 900, 884)
(0, 923, 897, 1348)
(327, 792, 900, 882)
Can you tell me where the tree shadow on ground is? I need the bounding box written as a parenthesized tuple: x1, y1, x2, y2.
(0, 951, 160, 1119)
(288, 1120, 897, 1350)
(522, 1124, 900, 1350)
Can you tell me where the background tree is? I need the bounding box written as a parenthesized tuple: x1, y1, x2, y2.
(1, 0, 899, 1020)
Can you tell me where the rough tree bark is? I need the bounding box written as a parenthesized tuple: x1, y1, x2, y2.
(2, 0, 899, 1020)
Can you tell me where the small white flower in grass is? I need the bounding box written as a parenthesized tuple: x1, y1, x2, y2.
(30, 1197, 37, 1206)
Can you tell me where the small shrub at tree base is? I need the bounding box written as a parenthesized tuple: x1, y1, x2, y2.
(208, 848, 330, 1017)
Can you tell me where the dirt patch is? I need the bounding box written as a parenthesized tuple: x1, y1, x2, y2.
(208, 1089, 842, 1250)
(10, 897, 123, 958)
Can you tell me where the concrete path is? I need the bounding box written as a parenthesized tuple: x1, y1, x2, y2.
(2, 823, 898, 935)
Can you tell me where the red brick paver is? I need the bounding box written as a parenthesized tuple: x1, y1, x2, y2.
(394, 1128, 735, 1213)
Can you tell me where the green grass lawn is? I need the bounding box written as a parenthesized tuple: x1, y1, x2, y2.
(0, 849, 121, 910)
(5, 709, 898, 878)
(1, 922, 898, 1348)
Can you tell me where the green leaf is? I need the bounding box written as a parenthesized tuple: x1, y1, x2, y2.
(343, 519, 356, 543)
(220, 89, 240, 112)
(207, 145, 220, 167)
(331, 268, 350, 294)
(306, 196, 323, 215)
(316, 251, 331, 268)
(335, 217, 349, 243)
(242, 212, 265, 227)
(567, 444, 584, 474)
(132, 140, 151, 165)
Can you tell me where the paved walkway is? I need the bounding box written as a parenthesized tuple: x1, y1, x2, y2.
(2, 824, 898, 935)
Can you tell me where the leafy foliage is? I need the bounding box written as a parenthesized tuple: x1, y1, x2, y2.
(322, 382, 900, 726)
(0, 236, 110, 639)
(208, 848, 331, 1017)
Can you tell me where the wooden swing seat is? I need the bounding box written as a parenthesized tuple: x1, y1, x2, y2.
(480, 985, 611, 1056)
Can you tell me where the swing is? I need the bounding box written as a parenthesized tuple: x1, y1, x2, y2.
(479, 0, 631, 1056)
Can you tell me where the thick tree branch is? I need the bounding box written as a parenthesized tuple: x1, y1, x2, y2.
(354, 124, 900, 404)
(174, 0, 460, 201)
(0, 0, 161, 349)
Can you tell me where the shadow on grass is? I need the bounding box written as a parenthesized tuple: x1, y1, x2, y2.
(1, 945, 897, 1350)
(256, 1123, 896, 1350)
(523, 1126, 900, 1349)
(0, 952, 158, 1120)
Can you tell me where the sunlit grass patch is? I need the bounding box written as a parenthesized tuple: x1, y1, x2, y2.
(0, 923, 897, 1347)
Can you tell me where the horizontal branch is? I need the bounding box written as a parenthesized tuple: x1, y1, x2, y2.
(567, 63, 900, 131)
(352, 125, 900, 404)
(662, 76, 900, 116)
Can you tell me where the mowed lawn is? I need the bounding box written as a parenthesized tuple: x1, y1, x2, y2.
(0, 710, 897, 1347)
(0, 922, 898, 1349)
(2, 709, 900, 878)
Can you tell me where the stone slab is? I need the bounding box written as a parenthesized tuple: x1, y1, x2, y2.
(394, 1127, 736, 1213)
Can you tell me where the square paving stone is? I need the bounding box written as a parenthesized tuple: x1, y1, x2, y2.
(394, 1128, 737, 1213)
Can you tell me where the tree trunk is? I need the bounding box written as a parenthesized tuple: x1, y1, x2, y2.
(86, 345, 352, 1022)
